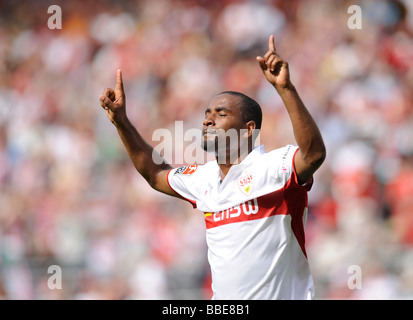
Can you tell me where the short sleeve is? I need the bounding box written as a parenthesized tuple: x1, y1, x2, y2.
(167, 165, 204, 208)
(272, 145, 299, 182)
(271, 145, 313, 191)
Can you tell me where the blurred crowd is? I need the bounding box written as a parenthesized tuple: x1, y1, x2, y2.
(1, 0, 413, 299)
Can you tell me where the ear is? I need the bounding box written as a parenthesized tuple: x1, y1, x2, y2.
(243, 120, 257, 138)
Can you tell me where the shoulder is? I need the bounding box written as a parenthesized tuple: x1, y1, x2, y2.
(260, 144, 299, 167)
(255, 145, 299, 184)
(266, 144, 298, 158)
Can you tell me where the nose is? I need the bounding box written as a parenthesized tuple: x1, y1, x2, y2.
(203, 114, 215, 127)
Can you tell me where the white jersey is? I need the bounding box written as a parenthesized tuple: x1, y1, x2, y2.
(167, 144, 315, 300)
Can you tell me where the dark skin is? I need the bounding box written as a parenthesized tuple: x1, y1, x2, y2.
(256, 35, 326, 184)
(99, 35, 326, 197)
(202, 93, 256, 180)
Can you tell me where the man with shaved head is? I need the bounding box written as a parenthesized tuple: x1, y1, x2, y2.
(99, 35, 326, 300)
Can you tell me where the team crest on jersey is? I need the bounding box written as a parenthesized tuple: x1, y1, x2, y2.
(238, 174, 253, 195)
(174, 165, 198, 175)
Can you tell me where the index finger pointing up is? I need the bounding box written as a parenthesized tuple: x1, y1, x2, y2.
(269, 34, 276, 52)
(116, 69, 124, 93)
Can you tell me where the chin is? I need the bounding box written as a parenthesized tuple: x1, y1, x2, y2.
(201, 134, 219, 153)
(201, 140, 216, 154)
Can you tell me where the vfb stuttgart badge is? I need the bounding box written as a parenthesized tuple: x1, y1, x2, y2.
(238, 174, 253, 195)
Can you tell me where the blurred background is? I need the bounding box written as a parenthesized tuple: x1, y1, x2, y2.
(1, 0, 413, 299)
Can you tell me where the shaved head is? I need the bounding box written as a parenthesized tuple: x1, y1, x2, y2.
(217, 91, 262, 130)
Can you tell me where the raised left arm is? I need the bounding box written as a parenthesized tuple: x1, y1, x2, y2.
(257, 35, 326, 184)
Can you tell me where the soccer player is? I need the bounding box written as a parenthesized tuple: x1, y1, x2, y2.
(99, 35, 326, 300)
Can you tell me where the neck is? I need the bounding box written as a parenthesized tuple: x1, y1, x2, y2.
(216, 143, 253, 180)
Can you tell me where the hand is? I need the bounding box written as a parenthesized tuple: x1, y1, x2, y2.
(257, 35, 292, 91)
(99, 69, 126, 125)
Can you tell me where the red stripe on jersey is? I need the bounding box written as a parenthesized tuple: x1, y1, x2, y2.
(204, 149, 310, 258)
(287, 148, 311, 258)
(204, 188, 286, 229)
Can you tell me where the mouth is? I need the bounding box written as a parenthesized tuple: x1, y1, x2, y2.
(203, 129, 218, 136)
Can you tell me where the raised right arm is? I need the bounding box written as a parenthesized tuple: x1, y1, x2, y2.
(99, 69, 177, 197)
